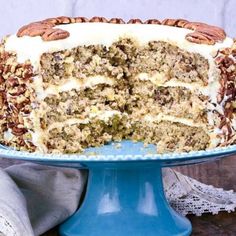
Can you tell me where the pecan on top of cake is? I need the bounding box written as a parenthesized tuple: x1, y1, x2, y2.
(162, 18, 226, 45)
(16, 16, 226, 45)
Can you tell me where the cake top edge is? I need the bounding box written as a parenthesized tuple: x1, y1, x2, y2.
(16, 16, 226, 45)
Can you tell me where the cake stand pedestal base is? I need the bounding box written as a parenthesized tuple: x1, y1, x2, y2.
(59, 163, 192, 236)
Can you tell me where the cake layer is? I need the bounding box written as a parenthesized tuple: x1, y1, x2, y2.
(45, 113, 130, 153)
(40, 40, 210, 86)
(45, 117, 209, 153)
(131, 120, 210, 153)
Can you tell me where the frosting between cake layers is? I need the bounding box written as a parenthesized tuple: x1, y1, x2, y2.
(144, 114, 205, 127)
(137, 71, 223, 111)
(29, 109, 123, 152)
(143, 113, 222, 147)
(137, 72, 218, 97)
(35, 76, 116, 100)
(37, 72, 218, 102)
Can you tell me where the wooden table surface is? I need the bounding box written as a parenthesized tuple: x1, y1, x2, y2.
(0, 156, 235, 236)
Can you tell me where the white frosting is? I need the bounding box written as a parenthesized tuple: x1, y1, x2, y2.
(47, 118, 90, 130)
(5, 23, 233, 67)
(88, 110, 122, 122)
(137, 72, 214, 95)
(29, 108, 47, 152)
(37, 76, 115, 100)
(45, 110, 122, 132)
(30, 109, 122, 152)
(144, 114, 205, 127)
(3, 129, 14, 142)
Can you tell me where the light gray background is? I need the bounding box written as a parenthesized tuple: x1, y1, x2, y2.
(0, 0, 236, 37)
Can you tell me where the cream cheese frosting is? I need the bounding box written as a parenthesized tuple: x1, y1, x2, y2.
(5, 23, 234, 67)
(35, 75, 116, 100)
(143, 113, 221, 147)
(30, 110, 123, 152)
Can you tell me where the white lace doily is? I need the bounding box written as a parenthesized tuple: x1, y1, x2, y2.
(164, 168, 236, 216)
(0, 216, 17, 236)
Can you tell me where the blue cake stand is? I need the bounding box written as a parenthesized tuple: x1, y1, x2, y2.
(0, 140, 236, 236)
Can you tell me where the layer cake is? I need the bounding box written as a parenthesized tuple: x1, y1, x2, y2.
(0, 16, 235, 154)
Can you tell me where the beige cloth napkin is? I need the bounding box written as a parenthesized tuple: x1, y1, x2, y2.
(0, 164, 235, 236)
(0, 164, 87, 236)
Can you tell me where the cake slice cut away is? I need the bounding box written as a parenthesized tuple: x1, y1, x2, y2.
(0, 16, 236, 154)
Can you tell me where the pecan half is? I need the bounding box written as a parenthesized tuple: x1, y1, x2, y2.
(184, 22, 208, 30)
(42, 18, 59, 25)
(144, 19, 161, 24)
(109, 18, 125, 24)
(162, 18, 189, 28)
(162, 18, 178, 26)
(127, 19, 143, 24)
(42, 28, 70, 41)
(7, 77, 19, 87)
(11, 126, 27, 136)
(17, 23, 36, 36)
(197, 27, 226, 42)
(56, 16, 72, 24)
(9, 84, 27, 96)
(27, 27, 48, 37)
(185, 32, 215, 45)
(0, 75, 4, 84)
(74, 17, 89, 23)
(182, 22, 226, 44)
(175, 19, 189, 28)
(17, 23, 51, 37)
(208, 26, 226, 38)
(90, 17, 108, 23)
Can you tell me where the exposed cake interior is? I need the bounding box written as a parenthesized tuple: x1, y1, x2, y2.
(1, 21, 235, 153)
